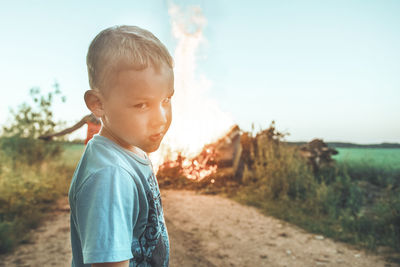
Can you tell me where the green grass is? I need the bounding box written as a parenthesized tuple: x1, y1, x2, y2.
(233, 187, 400, 260)
(330, 148, 400, 188)
(333, 147, 400, 169)
(61, 142, 85, 167)
(0, 142, 84, 254)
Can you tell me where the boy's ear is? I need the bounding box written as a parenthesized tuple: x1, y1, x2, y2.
(84, 90, 104, 117)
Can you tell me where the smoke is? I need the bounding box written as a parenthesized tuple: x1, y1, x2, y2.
(151, 3, 233, 169)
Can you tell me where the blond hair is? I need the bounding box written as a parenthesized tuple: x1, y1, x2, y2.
(86, 25, 173, 92)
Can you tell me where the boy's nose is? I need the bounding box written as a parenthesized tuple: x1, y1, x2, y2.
(151, 104, 169, 128)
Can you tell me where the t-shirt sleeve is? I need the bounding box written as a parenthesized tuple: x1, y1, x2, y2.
(75, 166, 139, 264)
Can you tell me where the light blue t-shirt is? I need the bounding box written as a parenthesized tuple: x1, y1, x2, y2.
(68, 135, 169, 267)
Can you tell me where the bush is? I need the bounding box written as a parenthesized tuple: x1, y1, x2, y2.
(0, 84, 72, 254)
(0, 150, 74, 253)
(337, 161, 400, 188)
(1, 84, 66, 166)
(0, 137, 63, 166)
(232, 122, 399, 253)
(239, 121, 316, 201)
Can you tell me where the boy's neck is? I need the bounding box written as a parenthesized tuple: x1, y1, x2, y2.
(98, 127, 147, 159)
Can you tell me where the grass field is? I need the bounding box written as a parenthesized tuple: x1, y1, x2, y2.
(333, 147, 400, 169)
(61, 143, 85, 167)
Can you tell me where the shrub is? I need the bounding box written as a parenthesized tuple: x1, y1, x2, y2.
(1, 84, 66, 166)
(0, 137, 62, 166)
(0, 150, 74, 253)
(0, 84, 72, 253)
(233, 122, 398, 253)
(240, 121, 316, 201)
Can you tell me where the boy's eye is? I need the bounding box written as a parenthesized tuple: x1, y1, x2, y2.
(134, 103, 148, 109)
(162, 96, 172, 104)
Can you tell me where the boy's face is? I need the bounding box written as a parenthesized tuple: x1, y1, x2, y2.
(99, 65, 174, 154)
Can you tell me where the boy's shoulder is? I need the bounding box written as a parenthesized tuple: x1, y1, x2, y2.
(83, 134, 150, 169)
(70, 135, 152, 197)
(81, 135, 130, 173)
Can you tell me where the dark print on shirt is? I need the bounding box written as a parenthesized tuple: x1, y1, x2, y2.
(133, 173, 169, 267)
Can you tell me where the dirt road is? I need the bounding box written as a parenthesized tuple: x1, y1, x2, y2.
(0, 190, 395, 266)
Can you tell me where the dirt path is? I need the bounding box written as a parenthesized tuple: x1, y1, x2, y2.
(0, 190, 395, 266)
(0, 198, 72, 267)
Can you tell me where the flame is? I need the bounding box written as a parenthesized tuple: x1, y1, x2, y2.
(150, 3, 233, 179)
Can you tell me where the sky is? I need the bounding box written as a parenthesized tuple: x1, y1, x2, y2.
(0, 0, 399, 144)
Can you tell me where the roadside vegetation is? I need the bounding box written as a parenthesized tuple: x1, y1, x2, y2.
(0, 85, 80, 253)
(158, 122, 400, 258)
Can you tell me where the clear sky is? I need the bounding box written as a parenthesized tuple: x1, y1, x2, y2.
(0, 0, 399, 144)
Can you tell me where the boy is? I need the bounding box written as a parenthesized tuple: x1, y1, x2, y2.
(69, 25, 174, 267)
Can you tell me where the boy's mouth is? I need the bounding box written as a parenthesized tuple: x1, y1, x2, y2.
(149, 132, 163, 142)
